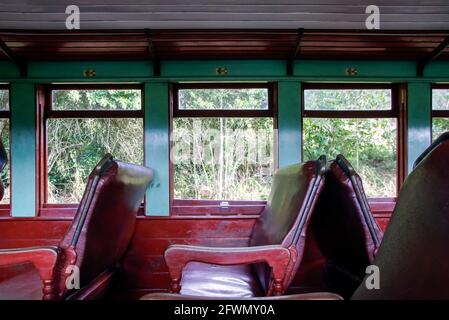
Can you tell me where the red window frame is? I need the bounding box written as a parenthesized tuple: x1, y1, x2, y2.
(0, 84, 11, 217)
(171, 83, 277, 216)
(301, 83, 406, 213)
(37, 83, 144, 218)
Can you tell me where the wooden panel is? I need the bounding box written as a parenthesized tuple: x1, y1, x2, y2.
(1, 1, 449, 30)
(0, 213, 391, 298)
(0, 30, 449, 62)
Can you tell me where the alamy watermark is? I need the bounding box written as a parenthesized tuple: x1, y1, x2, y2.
(65, 5, 80, 30)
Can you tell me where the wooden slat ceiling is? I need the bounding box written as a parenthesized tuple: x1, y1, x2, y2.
(0, 29, 449, 61)
(1, 0, 449, 30)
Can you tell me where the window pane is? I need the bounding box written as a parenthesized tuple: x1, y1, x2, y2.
(173, 118, 274, 200)
(178, 88, 268, 110)
(52, 89, 141, 111)
(432, 118, 449, 140)
(47, 118, 143, 203)
(304, 89, 391, 111)
(303, 118, 397, 197)
(0, 89, 9, 111)
(0, 119, 10, 204)
(432, 89, 449, 110)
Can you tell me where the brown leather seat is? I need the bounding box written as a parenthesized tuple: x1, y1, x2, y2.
(353, 132, 449, 299)
(0, 154, 153, 300)
(311, 155, 383, 298)
(164, 156, 327, 298)
(0, 138, 8, 201)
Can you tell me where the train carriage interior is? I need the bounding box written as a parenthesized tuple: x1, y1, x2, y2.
(1, 0, 449, 306)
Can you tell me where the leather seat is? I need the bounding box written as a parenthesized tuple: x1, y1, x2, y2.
(353, 132, 449, 299)
(164, 156, 327, 297)
(0, 154, 153, 300)
(180, 262, 264, 297)
(311, 155, 383, 298)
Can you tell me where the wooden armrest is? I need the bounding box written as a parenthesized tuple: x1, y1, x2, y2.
(165, 244, 291, 295)
(0, 246, 61, 299)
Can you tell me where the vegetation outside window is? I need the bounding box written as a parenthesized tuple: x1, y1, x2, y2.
(0, 86, 10, 205)
(44, 85, 144, 204)
(173, 84, 275, 201)
(302, 84, 399, 198)
(432, 85, 449, 140)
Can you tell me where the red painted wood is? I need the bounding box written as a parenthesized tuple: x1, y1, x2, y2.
(1, 30, 448, 61)
(0, 211, 392, 298)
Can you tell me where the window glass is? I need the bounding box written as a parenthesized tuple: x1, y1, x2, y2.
(178, 88, 269, 110)
(0, 119, 10, 204)
(432, 89, 449, 110)
(304, 89, 391, 111)
(303, 118, 397, 197)
(52, 89, 141, 111)
(0, 89, 9, 111)
(173, 117, 273, 200)
(47, 118, 143, 203)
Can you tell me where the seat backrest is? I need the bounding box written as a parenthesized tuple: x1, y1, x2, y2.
(57, 154, 153, 298)
(249, 156, 327, 292)
(0, 138, 8, 201)
(352, 133, 449, 299)
(311, 155, 383, 298)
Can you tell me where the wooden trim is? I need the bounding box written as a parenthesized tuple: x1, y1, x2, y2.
(46, 110, 143, 119)
(432, 84, 449, 89)
(431, 110, 449, 118)
(172, 199, 266, 216)
(172, 83, 275, 118)
(302, 83, 395, 90)
(303, 110, 396, 118)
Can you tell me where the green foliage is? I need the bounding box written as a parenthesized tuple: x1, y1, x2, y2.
(432, 89, 449, 110)
(304, 89, 391, 111)
(0, 90, 9, 111)
(174, 88, 273, 200)
(52, 89, 141, 110)
(48, 90, 143, 203)
(0, 120, 10, 204)
(303, 89, 396, 197)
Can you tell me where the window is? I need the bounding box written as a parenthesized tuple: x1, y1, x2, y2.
(41, 84, 144, 205)
(432, 84, 449, 140)
(0, 85, 10, 205)
(172, 84, 275, 202)
(302, 84, 400, 198)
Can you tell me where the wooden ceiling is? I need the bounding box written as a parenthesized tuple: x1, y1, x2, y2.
(0, 29, 449, 63)
(1, 0, 449, 30)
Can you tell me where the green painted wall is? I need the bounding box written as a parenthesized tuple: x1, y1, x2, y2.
(1, 59, 448, 217)
(407, 82, 432, 173)
(144, 82, 170, 216)
(278, 81, 302, 167)
(10, 83, 36, 217)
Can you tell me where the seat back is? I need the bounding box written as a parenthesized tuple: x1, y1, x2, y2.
(249, 156, 327, 293)
(57, 154, 153, 298)
(352, 132, 449, 299)
(311, 155, 383, 297)
(0, 138, 8, 201)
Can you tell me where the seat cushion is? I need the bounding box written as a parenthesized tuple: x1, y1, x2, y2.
(0, 266, 42, 300)
(180, 262, 264, 298)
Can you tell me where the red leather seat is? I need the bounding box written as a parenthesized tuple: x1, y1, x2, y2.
(353, 132, 449, 299)
(311, 155, 383, 298)
(164, 157, 327, 297)
(0, 154, 153, 300)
